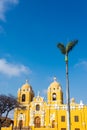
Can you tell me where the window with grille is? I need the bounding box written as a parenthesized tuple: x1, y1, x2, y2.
(61, 116, 65, 122)
(74, 116, 79, 122)
(36, 104, 40, 111)
(61, 128, 66, 130)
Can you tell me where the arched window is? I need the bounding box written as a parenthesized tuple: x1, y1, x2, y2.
(36, 104, 40, 111)
(52, 93, 56, 101)
(22, 94, 26, 102)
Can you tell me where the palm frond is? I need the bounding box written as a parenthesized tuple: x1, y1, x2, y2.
(57, 43, 66, 54)
(66, 40, 78, 53)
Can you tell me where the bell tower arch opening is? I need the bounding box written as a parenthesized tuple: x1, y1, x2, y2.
(52, 93, 56, 101)
(22, 94, 26, 102)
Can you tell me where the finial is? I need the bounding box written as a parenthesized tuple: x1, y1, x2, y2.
(26, 79, 28, 84)
(37, 91, 40, 97)
(80, 100, 83, 105)
(53, 76, 57, 81)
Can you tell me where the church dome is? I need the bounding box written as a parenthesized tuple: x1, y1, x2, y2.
(21, 80, 32, 90)
(48, 77, 61, 90)
(50, 81, 60, 88)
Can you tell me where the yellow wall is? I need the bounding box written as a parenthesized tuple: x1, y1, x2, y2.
(1, 126, 12, 130)
(13, 80, 87, 130)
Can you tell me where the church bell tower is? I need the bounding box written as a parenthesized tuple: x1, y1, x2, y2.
(47, 77, 63, 105)
(17, 80, 34, 105)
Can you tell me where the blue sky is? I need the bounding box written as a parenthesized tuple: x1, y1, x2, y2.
(0, 0, 87, 104)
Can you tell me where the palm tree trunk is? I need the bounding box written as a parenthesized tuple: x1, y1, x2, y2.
(65, 54, 71, 130)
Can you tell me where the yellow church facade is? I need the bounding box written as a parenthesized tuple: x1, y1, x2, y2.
(13, 79, 87, 130)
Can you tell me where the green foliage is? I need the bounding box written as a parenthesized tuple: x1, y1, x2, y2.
(57, 43, 66, 54)
(57, 40, 78, 55)
(66, 40, 78, 53)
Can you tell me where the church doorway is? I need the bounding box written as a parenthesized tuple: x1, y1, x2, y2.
(19, 120, 23, 130)
(34, 116, 41, 128)
(52, 120, 55, 128)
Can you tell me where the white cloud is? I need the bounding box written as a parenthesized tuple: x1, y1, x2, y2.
(0, 59, 30, 77)
(75, 60, 87, 70)
(0, 0, 19, 21)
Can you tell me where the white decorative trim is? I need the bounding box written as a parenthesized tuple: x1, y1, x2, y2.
(62, 106, 67, 110)
(70, 106, 75, 110)
(18, 113, 25, 121)
(80, 100, 83, 104)
(50, 114, 55, 121)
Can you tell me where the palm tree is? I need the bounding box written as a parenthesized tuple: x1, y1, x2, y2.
(57, 40, 78, 130)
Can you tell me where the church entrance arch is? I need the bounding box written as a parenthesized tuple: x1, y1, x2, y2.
(19, 120, 23, 130)
(34, 116, 41, 128)
(52, 120, 55, 128)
